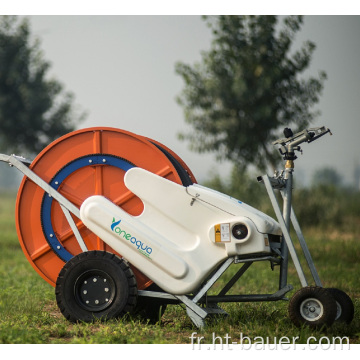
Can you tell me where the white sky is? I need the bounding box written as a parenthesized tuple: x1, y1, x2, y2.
(3, 2, 360, 186)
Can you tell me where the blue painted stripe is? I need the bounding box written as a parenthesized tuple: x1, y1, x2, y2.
(41, 155, 134, 262)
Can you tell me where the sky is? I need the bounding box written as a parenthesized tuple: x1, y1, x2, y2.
(3, 8, 360, 187)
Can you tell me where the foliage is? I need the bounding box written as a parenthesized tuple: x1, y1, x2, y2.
(311, 166, 343, 187)
(0, 16, 85, 155)
(293, 183, 360, 229)
(204, 165, 360, 229)
(176, 15, 326, 171)
(203, 165, 274, 215)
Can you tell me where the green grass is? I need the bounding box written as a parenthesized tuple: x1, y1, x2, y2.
(0, 191, 359, 344)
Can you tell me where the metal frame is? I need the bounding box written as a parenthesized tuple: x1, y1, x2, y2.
(136, 126, 331, 327)
(0, 126, 331, 328)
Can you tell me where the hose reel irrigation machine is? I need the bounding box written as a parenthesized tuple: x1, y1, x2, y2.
(0, 126, 354, 328)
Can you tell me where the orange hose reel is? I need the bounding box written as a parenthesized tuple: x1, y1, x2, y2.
(15, 127, 196, 289)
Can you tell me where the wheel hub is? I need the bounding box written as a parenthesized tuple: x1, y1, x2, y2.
(75, 270, 116, 312)
(300, 298, 324, 322)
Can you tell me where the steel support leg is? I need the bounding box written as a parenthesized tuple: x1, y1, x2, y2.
(288, 203, 322, 286)
(262, 175, 308, 287)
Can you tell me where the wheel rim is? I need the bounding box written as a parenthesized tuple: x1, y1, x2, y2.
(300, 298, 324, 322)
(74, 270, 116, 312)
(335, 301, 342, 320)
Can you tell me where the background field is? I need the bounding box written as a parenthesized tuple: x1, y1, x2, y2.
(0, 190, 359, 344)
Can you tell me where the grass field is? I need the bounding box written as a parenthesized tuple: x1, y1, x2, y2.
(0, 191, 359, 344)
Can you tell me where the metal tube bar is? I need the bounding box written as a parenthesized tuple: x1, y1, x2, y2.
(138, 290, 179, 302)
(175, 295, 208, 318)
(217, 262, 252, 296)
(60, 204, 88, 252)
(235, 255, 281, 264)
(192, 257, 234, 303)
(279, 170, 292, 288)
(288, 204, 323, 286)
(1, 154, 80, 218)
(200, 284, 293, 303)
(262, 175, 308, 287)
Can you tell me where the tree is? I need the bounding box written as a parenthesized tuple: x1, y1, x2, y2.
(311, 167, 342, 188)
(0, 16, 85, 155)
(203, 166, 270, 212)
(175, 16, 326, 171)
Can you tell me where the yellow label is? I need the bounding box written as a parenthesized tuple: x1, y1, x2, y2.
(215, 224, 221, 242)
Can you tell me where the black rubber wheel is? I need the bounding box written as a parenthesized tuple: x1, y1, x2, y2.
(56, 251, 137, 322)
(289, 286, 337, 328)
(327, 288, 354, 324)
(134, 284, 167, 324)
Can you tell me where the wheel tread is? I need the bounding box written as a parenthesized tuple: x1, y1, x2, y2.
(327, 288, 354, 324)
(55, 250, 138, 323)
(289, 286, 337, 328)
